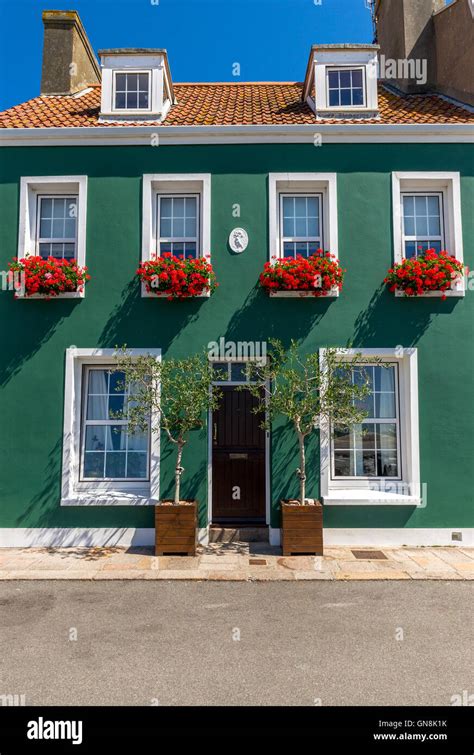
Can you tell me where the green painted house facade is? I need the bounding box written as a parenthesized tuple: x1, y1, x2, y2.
(0, 10, 473, 548)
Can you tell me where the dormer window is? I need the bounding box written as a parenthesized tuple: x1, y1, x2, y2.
(113, 71, 150, 111)
(327, 68, 365, 108)
(303, 44, 379, 119)
(99, 49, 174, 122)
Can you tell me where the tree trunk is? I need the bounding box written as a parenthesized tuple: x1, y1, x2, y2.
(174, 441, 185, 504)
(297, 431, 306, 505)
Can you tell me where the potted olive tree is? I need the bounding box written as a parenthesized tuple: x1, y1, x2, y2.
(115, 349, 220, 556)
(243, 340, 375, 555)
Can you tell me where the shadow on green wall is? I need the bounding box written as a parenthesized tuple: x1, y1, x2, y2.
(351, 286, 460, 347)
(98, 279, 207, 353)
(0, 295, 80, 387)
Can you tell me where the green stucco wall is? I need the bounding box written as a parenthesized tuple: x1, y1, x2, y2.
(0, 143, 473, 531)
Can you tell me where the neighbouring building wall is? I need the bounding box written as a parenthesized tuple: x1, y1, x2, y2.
(433, 0, 474, 106)
(41, 10, 100, 95)
(0, 143, 473, 538)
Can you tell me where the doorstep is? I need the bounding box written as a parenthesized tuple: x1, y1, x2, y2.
(0, 544, 472, 581)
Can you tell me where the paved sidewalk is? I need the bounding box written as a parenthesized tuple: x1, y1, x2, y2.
(0, 543, 473, 580)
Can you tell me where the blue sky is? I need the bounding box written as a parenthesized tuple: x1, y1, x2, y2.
(0, 0, 378, 110)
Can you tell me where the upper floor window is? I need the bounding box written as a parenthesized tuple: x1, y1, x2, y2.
(327, 68, 365, 108)
(37, 195, 77, 260)
(157, 194, 199, 258)
(113, 71, 150, 111)
(332, 365, 400, 480)
(280, 194, 322, 258)
(401, 193, 444, 258)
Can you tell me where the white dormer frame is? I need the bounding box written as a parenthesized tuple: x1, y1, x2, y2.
(100, 52, 173, 122)
(304, 46, 379, 119)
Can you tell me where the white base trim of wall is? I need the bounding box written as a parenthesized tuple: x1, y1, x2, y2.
(0, 527, 472, 548)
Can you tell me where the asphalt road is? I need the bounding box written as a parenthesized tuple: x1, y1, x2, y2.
(0, 581, 472, 706)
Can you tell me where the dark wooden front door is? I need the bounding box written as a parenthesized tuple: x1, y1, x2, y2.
(212, 386, 266, 522)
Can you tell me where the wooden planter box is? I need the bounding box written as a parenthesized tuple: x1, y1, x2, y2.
(281, 500, 323, 556)
(155, 501, 197, 556)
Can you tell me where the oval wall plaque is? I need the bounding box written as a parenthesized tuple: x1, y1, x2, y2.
(228, 228, 248, 253)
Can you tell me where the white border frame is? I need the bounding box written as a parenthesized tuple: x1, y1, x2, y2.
(320, 348, 421, 506)
(268, 173, 339, 298)
(112, 69, 152, 114)
(392, 171, 465, 297)
(325, 65, 367, 110)
(17, 175, 88, 299)
(141, 173, 211, 298)
(61, 348, 161, 506)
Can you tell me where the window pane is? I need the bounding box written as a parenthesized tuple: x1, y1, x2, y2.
(403, 211, 415, 236)
(295, 217, 307, 236)
(184, 242, 197, 258)
(334, 427, 350, 449)
(109, 371, 125, 395)
(63, 243, 75, 259)
(375, 392, 396, 418)
(361, 423, 376, 449)
(173, 197, 185, 217)
(340, 70, 351, 87)
(138, 92, 149, 108)
(283, 241, 296, 257)
(87, 395, 109, 421)
(185, 197, 197, 217)
(160, 217, 172, 237)
(403, 195, 414, 216)
(414, 195, 427, 215)
(173, 218, 185, 237)
(89, 370, 109, 394)
(41, 198, 53, 218)
(85, 425, 106, 452)
(377, 450, 398, 477)
(376, 423, 397, 450)
(127, 431, 148, 451)
(108, 395, 125, 419)
(127, 453, 148, 479)
(185, 217, 197, 237)
(212, 362, 229, 380)
(430, 240, 442, 253)
(83, 453, 105, 478)
(115, 92, 126, 109)
(105, 452, 126, 478)
(294, 196, 306, 217)
(352, 88, 364, 106)
(374, 366, 395, 392)
(115, 73, 126, 91)
(127, 92, 138, 109)
(415, 215, 428, 236)
(329, 89, 340, 107)
(361, 450, 377, 476)
(52, 219, 64, 238)
(39, 218, 52, 238)
(138, 73, 148, 90)
(231, 363, 247, 382)
(405, 241, 417, 258)
(427, 195, 440, 216)
(105, 426, 126, 451)
(283, 216, 295, 237)
(63, 219, 76, 239)
(334, 450, 353, 476)
(295, 242, 309, 257)
(52, 198, 66, 219)
(340, 89, 352, 106)
(351, 69, 363, 87)
(428, 214, 441, 236)
(327, 70, 339, 87)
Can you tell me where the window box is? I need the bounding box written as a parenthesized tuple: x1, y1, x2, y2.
(260, 252, 344, 298)
(8, 256, 90, 299)
(137, 254, 217, 299)
(384, 249, 464, 300)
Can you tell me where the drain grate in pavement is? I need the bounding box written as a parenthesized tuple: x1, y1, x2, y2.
(249, 558, 267, 565)
(351, 550, 388, 560)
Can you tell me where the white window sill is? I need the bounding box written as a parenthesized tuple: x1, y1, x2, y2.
(142, 290, 211, 299)
(394, 287, 465, 298)
(61, 491, 154, 506)
(269, 288, 339, 298)
(15, 291, 85, 300)
(323, 490, 421, 506)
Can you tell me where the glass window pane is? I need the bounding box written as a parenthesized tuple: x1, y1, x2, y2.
(184, 217, 197, 237)
(430, 240, 442, 253)
(184, 243, 197, 258)
(352, 88, 364, 106)
(428, 214, 441, 236)
(105, 453, 126, 478)
(87, 395, 109, 421)
(403, 196, 414, 216)
(283, 216, 295, 237)
(351, 69, 363, 87)
(127, 92, 138, 109)
(362, 451, 377, 476)
(334, 427, 351, 449)
(327, 70, 339, 87)
(63, 243, 75, 259)
(185, 197, 197, 217)
(334, 450, 353, 477)
(109, 371, 125, 395)
(231, 363, 247, 382)
(40, 198, 53, 218)
(115, 92, 126, 109)
(52, 199, 66, 219)
(374, 366, 395, 392)
(427, 195, 440, 216)
(115, 74, 126, 91)
(172, 218, 185, 237)
(85, 425, 106, 452)
(173, 197, 185, 216)
(361, 423, 376, 449)
(353, 366, 373, 390)
(138, 92, 149, 108)
(171, 242, 184, 256)
(160, 217, 172, 237)
(295, 217, 307, 236)
(283, 241, 295, 257)
(160, 197, 172, 216)
(89, 370, 109, 394)
(138, 73, 149, 90)
(405, 241, 416, 258)
(126, 453, 148, 479)
(294, 197, 307, 217)
(213, 362, 229, 380)
(340, 89, 352, 106)
(329, 89, 340, 107)
(403, 212, 415, 236)
(340, 70, 351, 87)
(376, 423, 397, 450)
(377, 450, 398, 477)
(39, 218, 52, 238)
(105, 426, 126, 451)
(52, 219, 64, 238)
(415, 215, 428, 236)
(375, 392, 396, 418)
(64, 219, 76, 239)
(108, 395, 125, 419)
(295, 242, 309, 257)
(127, 431, 148, 451)
(83, 453, 105, 478)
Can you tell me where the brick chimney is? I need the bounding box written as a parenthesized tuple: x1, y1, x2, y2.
(41, 10, 101, 95)
(375, 0, 445, 93)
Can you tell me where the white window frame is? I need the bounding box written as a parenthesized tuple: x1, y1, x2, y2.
(112, 69, 152, 113)
(36, 194, 78, 259)
(156, 193, 200, 258)
(392, 172, 464, 297)
(141, 173, 211, 298)
(320, 348, 421, 506)
(400, 191, 445, 258)
(268, 173, 338, 298)
(326, 66, 366, 109)
(330, 363, 402, 482)
(279, 193, 323, 258)
(17, 176, 88, 299)
(61, 348, 161, 506)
